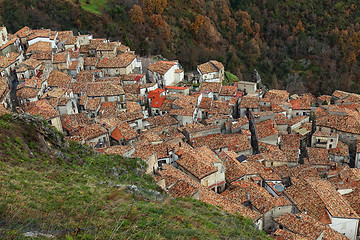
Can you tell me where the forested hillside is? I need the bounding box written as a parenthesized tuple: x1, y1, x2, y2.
(1, 0, 360, 95)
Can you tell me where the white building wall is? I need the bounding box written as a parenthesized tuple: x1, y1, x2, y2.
(329, 215, 358, 240)
(28, 37, 56, 49)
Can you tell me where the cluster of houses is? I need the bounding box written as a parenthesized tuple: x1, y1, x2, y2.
(1, 25, 360, 239)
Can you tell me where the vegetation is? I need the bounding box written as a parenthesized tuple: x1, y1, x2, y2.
(74, 0, 108, 14)
(0, 114, 271, 239)
(224, 71, 239, 85)
(3, 0, 360, 94)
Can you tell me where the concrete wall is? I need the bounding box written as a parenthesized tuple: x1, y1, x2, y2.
(0, 27, 8, 47)
(28, 37, 57, 49)
(329, 215, 359, 240)
(263, 205, 293, 232)
(50, 116, 63, 133)
(290, 109, 311, 118)
(237, 81, 257, 94)
(258, 134, 278, 146)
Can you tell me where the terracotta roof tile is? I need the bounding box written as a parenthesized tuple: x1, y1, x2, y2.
(220, 85, 237, 96)
(47, 70, 72, 88)
(199, 82, 221, 93)
(14, 26, 33, 38)
(199, 97, 212, 109)
(264, 90, 289, 102)
(104, 145, 134, 156)
(306, 147, 331, 166)
(288, 115, 308, 127)
(221, 180, 291, 213)
(209, 100, 232, 115)
(96, 53, 136, 68)
(118, 111, 143, 122)
(146, 113, 179, 127)
(255, 119, 278, 140)
(26, 41, 52, 54)
(75, 123, 108, 141)
(168, 180, 199, 198)
(218, 151, 257, 183)
(85, 97, 101, 111)
(307, 178, 359, 219)
(87, 82, 124, 97)
(290, 96, 311, 110)
(197, 60, 223, 74)
(159, 164, 260, 220)
(148, 61, 177, 75)
(274, 213, 347, 240)
(329, 141, 349, 157)
(240, 96, 259, 109)
(22, 99, 59, 120)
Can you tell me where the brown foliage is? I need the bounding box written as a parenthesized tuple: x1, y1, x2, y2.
(293, 20, 305, 35)
(150, 14, 163, 28)
(190, 14, 204, 35)
(142, 0, 167, 15)
(129, 4, 144, 24)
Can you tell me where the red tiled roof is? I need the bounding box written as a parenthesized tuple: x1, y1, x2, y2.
(264, 90, 289, 102)
(159, 164, 261, 220)
(26, 41, 52, 54)
(96, 53, 136, 68)
(307, 179, 359, 219)
(22, 99, 59, 120)
(176, 147, 218, 179)
(290, 96, 311, 110)
(200, 82, 221, 93)
(87, 82, 124, 97)
(306, 147, 331, 166)
(47, 70, 72, 88)
(146, 113, 179, 127)
(197, 60, 224, 74)
(220, 85, 237, 96)
(255, 119, 278, 140)
(240, 96, 259, 109)
(110, 126, 124, 141)
(274, 213, 347, 240)
(148, 61, 177, 75)
(168, 180, 199, 198)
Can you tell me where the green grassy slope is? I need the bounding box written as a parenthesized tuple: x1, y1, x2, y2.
(71, 0, 107, 14)
(0, 114, 271, 239)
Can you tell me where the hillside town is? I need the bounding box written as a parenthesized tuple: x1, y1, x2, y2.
(1, 25, 360, 240)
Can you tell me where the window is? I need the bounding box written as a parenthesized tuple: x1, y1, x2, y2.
(330, 139, 333, 142)
(329, 144, 332, 148)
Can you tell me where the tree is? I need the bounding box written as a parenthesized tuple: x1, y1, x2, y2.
(129, 4, 144, 24)
(190, 14, 204, 35)
(142, 0, 167, 15)
(150, 14, 163, 28)
(293, 20, 305, 35)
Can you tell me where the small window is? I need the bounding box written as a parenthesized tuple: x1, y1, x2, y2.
(330, 139, 333, 142)
(329, 144, 332, 148)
